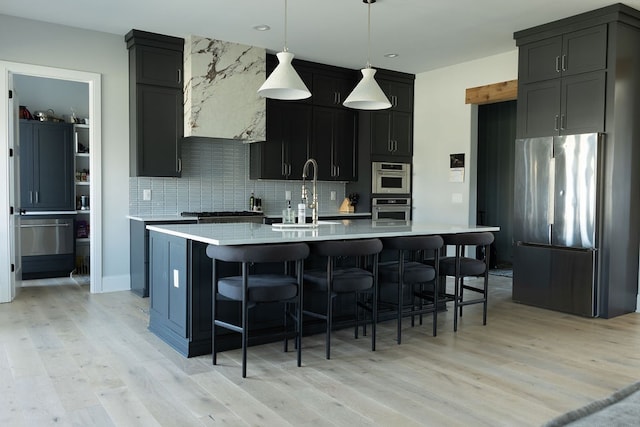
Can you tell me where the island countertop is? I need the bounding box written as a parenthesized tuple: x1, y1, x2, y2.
(146, 219, 499, 246)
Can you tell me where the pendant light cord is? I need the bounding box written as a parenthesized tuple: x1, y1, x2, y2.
(366, 0, 372, 68)
(283, 0, 289, 52)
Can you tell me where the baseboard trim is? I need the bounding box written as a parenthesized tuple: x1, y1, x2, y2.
(100, 274, 130, 293)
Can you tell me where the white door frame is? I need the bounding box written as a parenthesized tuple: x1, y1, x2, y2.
(0, 61, 102, 301)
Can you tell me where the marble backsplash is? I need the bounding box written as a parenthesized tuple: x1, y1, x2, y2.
(183, 35, 266, 141)
(129, 139, 347, 217)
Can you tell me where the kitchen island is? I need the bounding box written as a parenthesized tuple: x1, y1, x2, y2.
(146, 220, 499, 357)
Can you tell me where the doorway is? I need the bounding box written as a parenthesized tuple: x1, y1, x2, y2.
(0, 61, 102, 301)
(477, 100, 516, 267)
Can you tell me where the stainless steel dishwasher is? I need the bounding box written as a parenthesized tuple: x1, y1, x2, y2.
(21, 217, 74, 256)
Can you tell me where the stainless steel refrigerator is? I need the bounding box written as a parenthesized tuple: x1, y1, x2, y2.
(513, 133, 602, 317)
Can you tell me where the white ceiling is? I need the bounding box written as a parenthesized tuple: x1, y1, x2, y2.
(3, 0, 640, 74)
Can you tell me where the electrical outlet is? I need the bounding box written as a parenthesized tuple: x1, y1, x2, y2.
(285, 190, 291, 200)
(173, 269, 179, 288)
(330, 191, 336, 201)
(143, 189, 151, 201)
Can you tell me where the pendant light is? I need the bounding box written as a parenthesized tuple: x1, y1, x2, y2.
(343, 0, 391, 110)
(257, 0, 311, 100)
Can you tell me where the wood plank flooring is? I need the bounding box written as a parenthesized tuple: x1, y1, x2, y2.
(1, 275, 639, 426)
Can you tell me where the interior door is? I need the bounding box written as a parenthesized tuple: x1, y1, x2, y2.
(9, 74, 21, 298)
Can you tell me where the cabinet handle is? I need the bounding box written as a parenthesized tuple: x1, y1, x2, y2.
(337, 92, 341, 104)
(393, 95, 398, 107)
(388, 140, 393, 152)
(29, 191, 33, 204)
(336, 165, 340, 177)
(35, 191, 39, 204)
(178, 158, 182, 173)
(555, 56, 561, 73)
(178, 69, 182, 84)
(561, 55, 567, 72)
(560, 114, 566, 130)
(554, 115, 559, 131)
(282, 163, 286, 176)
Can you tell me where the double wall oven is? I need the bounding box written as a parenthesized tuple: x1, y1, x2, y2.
(371, 161, 411, 221)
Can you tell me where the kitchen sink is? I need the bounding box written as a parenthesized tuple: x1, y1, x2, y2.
(271, 221, 341, 229)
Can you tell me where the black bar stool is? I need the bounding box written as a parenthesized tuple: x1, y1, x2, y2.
(303, 238, 383, 359)
(206, 242, 310, 378)
(439, 232, 494, 332)
(378, 235, 444, 343)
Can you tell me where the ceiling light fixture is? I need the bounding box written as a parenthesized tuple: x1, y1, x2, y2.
(384, 53, 399, 58)
(253, 25, 271, 31)
(257, 0, 311, 100)
(343, 0, 391, 110)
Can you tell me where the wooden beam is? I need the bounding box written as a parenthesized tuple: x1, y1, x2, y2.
(465, 80, 518, 105)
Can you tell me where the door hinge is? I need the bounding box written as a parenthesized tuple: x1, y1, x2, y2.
(8, 90, 13, 99)
(9, 148, 13, 157)
(11, 264, 15, 273)
(9, 206, 14, 215)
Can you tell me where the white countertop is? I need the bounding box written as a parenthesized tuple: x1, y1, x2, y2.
(146, 219, 499, 246)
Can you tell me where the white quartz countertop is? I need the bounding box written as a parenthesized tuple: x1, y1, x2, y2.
(146, 219, 499, 246)
(129, 212, 371, 222)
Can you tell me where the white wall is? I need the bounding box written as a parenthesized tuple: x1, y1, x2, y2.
(0, 14, 130, 292)
(412, 50, 518, 225)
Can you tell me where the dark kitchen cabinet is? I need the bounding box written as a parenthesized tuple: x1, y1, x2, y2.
(149, 231, 187, 338)
(370, 110, 413, 160)
(19, 120, 74, 211)
(518, 25, 607, 84)
(311, 107, 357, 181)
(312, 70, 356, 108)
(250, 101, 311, 180)
(513, 3, 640, 318)
(378, 78, 414, 112)
(517, 71, 605, 137)
(126, 29, 184, 177)
(251, 55, 359, 181)
(130, 218, 196, 298)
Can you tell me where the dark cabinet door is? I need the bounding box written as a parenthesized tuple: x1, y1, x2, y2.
(250, 101, 311, 180)
(560, 71, 606, 135)
(517, 71, 605, 138)
(132, 85, 183, 177)
(20, 121, 74, 211)
(371, 111, 412, 159)
(149, 231, 187, 337)
(313, 72, 355, 108)
(516, 80, 561, 138)
(19, 121, 35, 209)
(135, 45, 183, 88)
(518, 25, 607, 84)
(379, 78, 414, 112)
(311, 107, 356, 181)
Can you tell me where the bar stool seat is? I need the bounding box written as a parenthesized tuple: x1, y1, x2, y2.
(378, 235, 443, 343)
(206, 242, 309, 378)
(305, 267, 374, 293)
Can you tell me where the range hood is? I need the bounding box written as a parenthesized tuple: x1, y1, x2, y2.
(183, 36, 266, 142)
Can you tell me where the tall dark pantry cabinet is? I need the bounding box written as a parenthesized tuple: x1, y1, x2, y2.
(513, 3, 640, 318)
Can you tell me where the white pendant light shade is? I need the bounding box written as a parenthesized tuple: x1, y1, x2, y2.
(343, 67, 391, 110)
(258, 51, 311, 100)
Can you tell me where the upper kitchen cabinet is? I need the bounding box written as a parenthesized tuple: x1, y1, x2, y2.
(378, 77, 414, 112)
(183, 36, 266, 141)
(514, 13, 613, 138)
(250, 101, 311, 180)
(126, 29, 184, 177)
(518, 25, 607, 84)
(19, 120, 74, 212)
(250, 54, 359, 181)
(368, 69, 415, 162)
(311, 107, 357, 181)
(312, 68, 357, 108)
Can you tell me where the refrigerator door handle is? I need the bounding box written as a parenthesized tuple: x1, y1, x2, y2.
(548, 157, 555, 226)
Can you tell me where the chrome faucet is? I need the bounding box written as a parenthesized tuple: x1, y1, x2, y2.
(302, 158, 319, 226)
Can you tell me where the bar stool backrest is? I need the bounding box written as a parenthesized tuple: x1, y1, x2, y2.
(310, 238, 383, 257)
(206, 242, 310, 263)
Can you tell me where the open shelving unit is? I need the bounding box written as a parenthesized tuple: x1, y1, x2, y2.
(74, 124, 90, 276)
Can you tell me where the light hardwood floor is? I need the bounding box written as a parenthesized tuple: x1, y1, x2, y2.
(1, 276, 639, 426)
